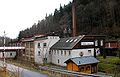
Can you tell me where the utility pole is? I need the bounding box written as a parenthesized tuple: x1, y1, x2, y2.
(3, 31, 7, 77)
(3, 31, 6, 67)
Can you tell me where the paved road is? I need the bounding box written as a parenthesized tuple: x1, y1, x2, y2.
(0, 61, 48, 77)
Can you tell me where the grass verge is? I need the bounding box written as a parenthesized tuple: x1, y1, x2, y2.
(97, 56, 120, 76)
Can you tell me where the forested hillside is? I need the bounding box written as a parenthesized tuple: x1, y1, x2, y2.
(18, 0, 120, 40)
(76, 0, 120, 38)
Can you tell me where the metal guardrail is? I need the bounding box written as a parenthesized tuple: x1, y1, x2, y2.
(39, 66, 111, 77)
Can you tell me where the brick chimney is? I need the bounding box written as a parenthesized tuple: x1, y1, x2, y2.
(72, 0, 76, 37)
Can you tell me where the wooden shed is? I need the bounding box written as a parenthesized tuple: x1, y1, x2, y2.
(64, 56, 99, 74)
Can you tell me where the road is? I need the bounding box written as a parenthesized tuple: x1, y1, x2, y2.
(0, 61, 48, 77)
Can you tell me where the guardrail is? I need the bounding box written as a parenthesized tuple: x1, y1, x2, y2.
(39, 66, 111, 77)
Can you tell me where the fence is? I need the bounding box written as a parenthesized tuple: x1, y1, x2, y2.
(39, 66, 111, 77)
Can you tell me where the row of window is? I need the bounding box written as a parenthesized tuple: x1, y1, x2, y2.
(24, 42, 34, 48)
(37, 50, 93, 57)
(49, 50, 71, 56)
(95, 40, 103, 46)
(48, 36, 59, 39)
(9, 43, 22, 46)
(79, 66, 91, 72)
(80, 66, 97, 73)
(37, 50, 71, 56)
(38, 43, 47, 48)
(2, 53, 13, 57)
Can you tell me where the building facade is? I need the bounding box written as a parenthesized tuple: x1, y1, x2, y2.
(21, 38, 35, 63)
(50, 35, 105, 66)
(0, 47, 25, 59)
(20, 35, 60, 64)
(34, 36, 60, 64)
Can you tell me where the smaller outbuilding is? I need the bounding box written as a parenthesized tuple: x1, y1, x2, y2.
(64, 56, 99, 74)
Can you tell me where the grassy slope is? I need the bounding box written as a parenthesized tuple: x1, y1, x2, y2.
(97, 56, 120, 76)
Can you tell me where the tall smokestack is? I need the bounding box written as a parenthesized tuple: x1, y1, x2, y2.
(72, 0, 76, 37)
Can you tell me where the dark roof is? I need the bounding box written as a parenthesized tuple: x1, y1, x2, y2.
(85, 35, 106, 37)
(51, 35, 85, 50)
(65, 56, 99, 66)
(35, 36, 48, 41)
(105, 40, 118, 42)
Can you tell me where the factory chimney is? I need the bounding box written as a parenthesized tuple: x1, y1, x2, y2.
(72, 0, 76, 36)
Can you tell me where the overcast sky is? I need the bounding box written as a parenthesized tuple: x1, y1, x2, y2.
(0, 0, 72, 39)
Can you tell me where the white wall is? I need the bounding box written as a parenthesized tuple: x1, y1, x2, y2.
(71, 48, 94, 57)
(34, 40, 45, 64)
(34, 36, 60, 64)
(51, 50, 72, 66)
(34, 36, 102, 65)
(51, 48, 100, 66)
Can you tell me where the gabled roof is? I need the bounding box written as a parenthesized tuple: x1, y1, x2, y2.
(65, 56, 99, 66)
(51, 35, 85, 50)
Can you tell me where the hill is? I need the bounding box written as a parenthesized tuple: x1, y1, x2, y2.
(18, 0, 120, 39)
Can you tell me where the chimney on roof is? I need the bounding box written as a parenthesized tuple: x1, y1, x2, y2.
(72, 0, 76, 37)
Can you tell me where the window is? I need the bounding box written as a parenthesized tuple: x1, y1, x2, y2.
(70, 39, 73, 42)
(23, 51, 25, 54)
(51, 50, 54, 54)
(49, 51, 51, 54)
(3, 53, 4, 57)
(57, 50, 59, 55)
(66, 40, 69, 42)
(101, 40, 103, 46)
(74, 39, 78, 42)
(43, 43, 47, 47)
(44, 58, 47, 63)
(88, 50, 91, 53)
(10, 53, 12, 56)
(26, 42, 29, 48)
(58, 59, 59, 64)
(38, 43, 40, 48)
(30, 42, 33, 48)
(61, 50, 63, 55)
(64, 50, 66, 55)
(30, 50, 32, 52)
(80, 67, 84, 72)
(69, 51, 71, 55)
(38, 51, 40, 56)
(54, 50, 56, 55)
(86, 66, 90, 70)
(95, 40, 98, 46)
